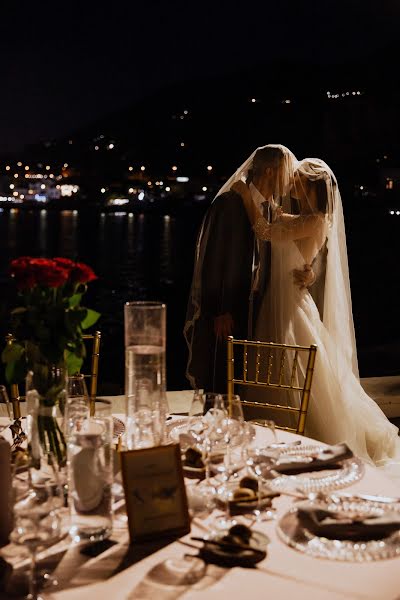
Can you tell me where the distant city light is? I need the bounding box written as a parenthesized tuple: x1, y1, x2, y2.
(17, 161, 22, 167)
(61, 184, 79, 197)
(176, 176, 189, 182)
(138, 192, 145, 200)
(202, 186, 207, 191)
(41, 184, 46, 190)
(147, 181, 152, 186)
(9, 184, 14, 189)
(129, 188, 134, 193)
(390, 211, 395, 215)
(283, 99, 291, 104)
(63, 163, 68, 168)
(109, 198, 129, 206)
(140, 166, 145, 171)
(183, 110, 188, 115)
(251, 98, 257, 103)
(108, 143, 114, 150)
(129, 166, 133, 171)
(46, 165, 50, 170)
(5, 166, 10, 170)
(13, 191, 18, 197)
(180, 142, 185, 147)
(25, 166, 29, 170)
(207, 165, 213, 171)
(359, 186, 364, 190)
(172, 166, 178, 171)
(165, 186, 171, 192)
(94, 145, 99, 151)
(14, 174, 18, 178)
(101, 188, 106, 193)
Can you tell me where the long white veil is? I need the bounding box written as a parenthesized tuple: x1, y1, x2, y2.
(297, 158, 359, 380)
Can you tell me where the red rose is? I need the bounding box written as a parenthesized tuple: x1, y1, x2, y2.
(71, 262, 97, 283)
(10, 257, 37, 290)
(53, 257, 75, 270)
(30, 259, 69, 288)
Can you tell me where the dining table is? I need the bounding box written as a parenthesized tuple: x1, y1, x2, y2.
(1, 391, 400, 600)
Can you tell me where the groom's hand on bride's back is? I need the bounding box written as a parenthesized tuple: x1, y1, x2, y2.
(293, 264, 316, 289)
(214, 313, 234, 340)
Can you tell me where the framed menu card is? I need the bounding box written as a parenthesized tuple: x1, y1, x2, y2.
(120, 443, 190, 543)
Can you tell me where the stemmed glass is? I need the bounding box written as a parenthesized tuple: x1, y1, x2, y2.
(0, 385, 12, 420)
(65, 374, 89, 437)
(208, 395, 246, 531)
(188, 389, 205, 419)
(245, 421, 280, 522)
(10, 454, 64, 600)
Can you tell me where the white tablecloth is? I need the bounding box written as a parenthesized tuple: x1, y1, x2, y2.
(2, 403, 400, 600)
(50, 428, 400, 600)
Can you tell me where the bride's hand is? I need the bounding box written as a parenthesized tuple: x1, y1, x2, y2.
(293, 264, 316, 290)
(231, 180, 251, 203)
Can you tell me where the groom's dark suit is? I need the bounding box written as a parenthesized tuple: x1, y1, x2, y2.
(187, 190, 269, 393)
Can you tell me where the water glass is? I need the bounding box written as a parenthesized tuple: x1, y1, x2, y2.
(68, 406, 113, 542)
(124, 301, 166, 449)
(65, 374, 89, 437)
(11, 454, 64, 600)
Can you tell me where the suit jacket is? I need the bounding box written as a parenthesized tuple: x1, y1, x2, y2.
(188, 190, 264, 392)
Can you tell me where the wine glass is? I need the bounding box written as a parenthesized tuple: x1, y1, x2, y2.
(209, 395, 246, 531)
(65, 374, 89, 437)
(245, 423, 280, 523)
(10, 454, 64, 600)
(0, 385, 12, 420)
(188, 389, 205, 419)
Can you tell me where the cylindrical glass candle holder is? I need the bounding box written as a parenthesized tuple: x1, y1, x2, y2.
(124, 301, 167, 449)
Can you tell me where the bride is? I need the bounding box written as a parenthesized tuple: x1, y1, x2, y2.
(233, 157, 400, 468)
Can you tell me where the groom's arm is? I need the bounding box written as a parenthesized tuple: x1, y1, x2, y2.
(202, 192, 253, 337)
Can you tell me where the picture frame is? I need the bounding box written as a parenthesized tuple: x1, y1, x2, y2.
(120, 443, 190, 543)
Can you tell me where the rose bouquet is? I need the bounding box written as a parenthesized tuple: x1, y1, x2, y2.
(2, 256, 100, 463)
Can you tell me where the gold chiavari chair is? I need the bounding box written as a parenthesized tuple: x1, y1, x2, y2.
(81, 331, 101, 415)
(227, 335, 317, 435)
(4, 331, 101, 418)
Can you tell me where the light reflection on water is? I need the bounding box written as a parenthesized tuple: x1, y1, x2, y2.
(0, 208, 203, 392)
(0, 204, 398, 387)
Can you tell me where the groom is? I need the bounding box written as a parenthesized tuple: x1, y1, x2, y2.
(185, 146, 316, 394)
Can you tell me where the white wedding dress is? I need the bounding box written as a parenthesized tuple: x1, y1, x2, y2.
(255, 218, 400, 469)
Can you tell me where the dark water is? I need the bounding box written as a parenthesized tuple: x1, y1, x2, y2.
(0, 202, 399, 393)
(0, 206, 204, 393)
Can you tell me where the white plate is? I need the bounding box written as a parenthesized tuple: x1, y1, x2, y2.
(266, 445, 364, 494)
(277, 503, 400, 562)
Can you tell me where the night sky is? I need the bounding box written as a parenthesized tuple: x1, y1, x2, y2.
(1, 1, 398, 154)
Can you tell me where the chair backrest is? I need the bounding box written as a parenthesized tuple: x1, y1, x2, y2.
(4, 331, 101, 418)
(81, 331, 101, 404)
(227, 336, 317, 435)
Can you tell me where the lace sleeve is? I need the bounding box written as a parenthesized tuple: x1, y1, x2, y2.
(253, 216, 271, 240)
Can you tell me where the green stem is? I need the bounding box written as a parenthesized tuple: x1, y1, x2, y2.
(36, 413, 66, 467)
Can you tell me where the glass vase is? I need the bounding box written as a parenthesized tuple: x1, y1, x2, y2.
(26, 363, 67, 468)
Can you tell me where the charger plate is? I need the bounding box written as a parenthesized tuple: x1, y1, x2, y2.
(277, 502, 400, 562)
(267, 444, 364, 494)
